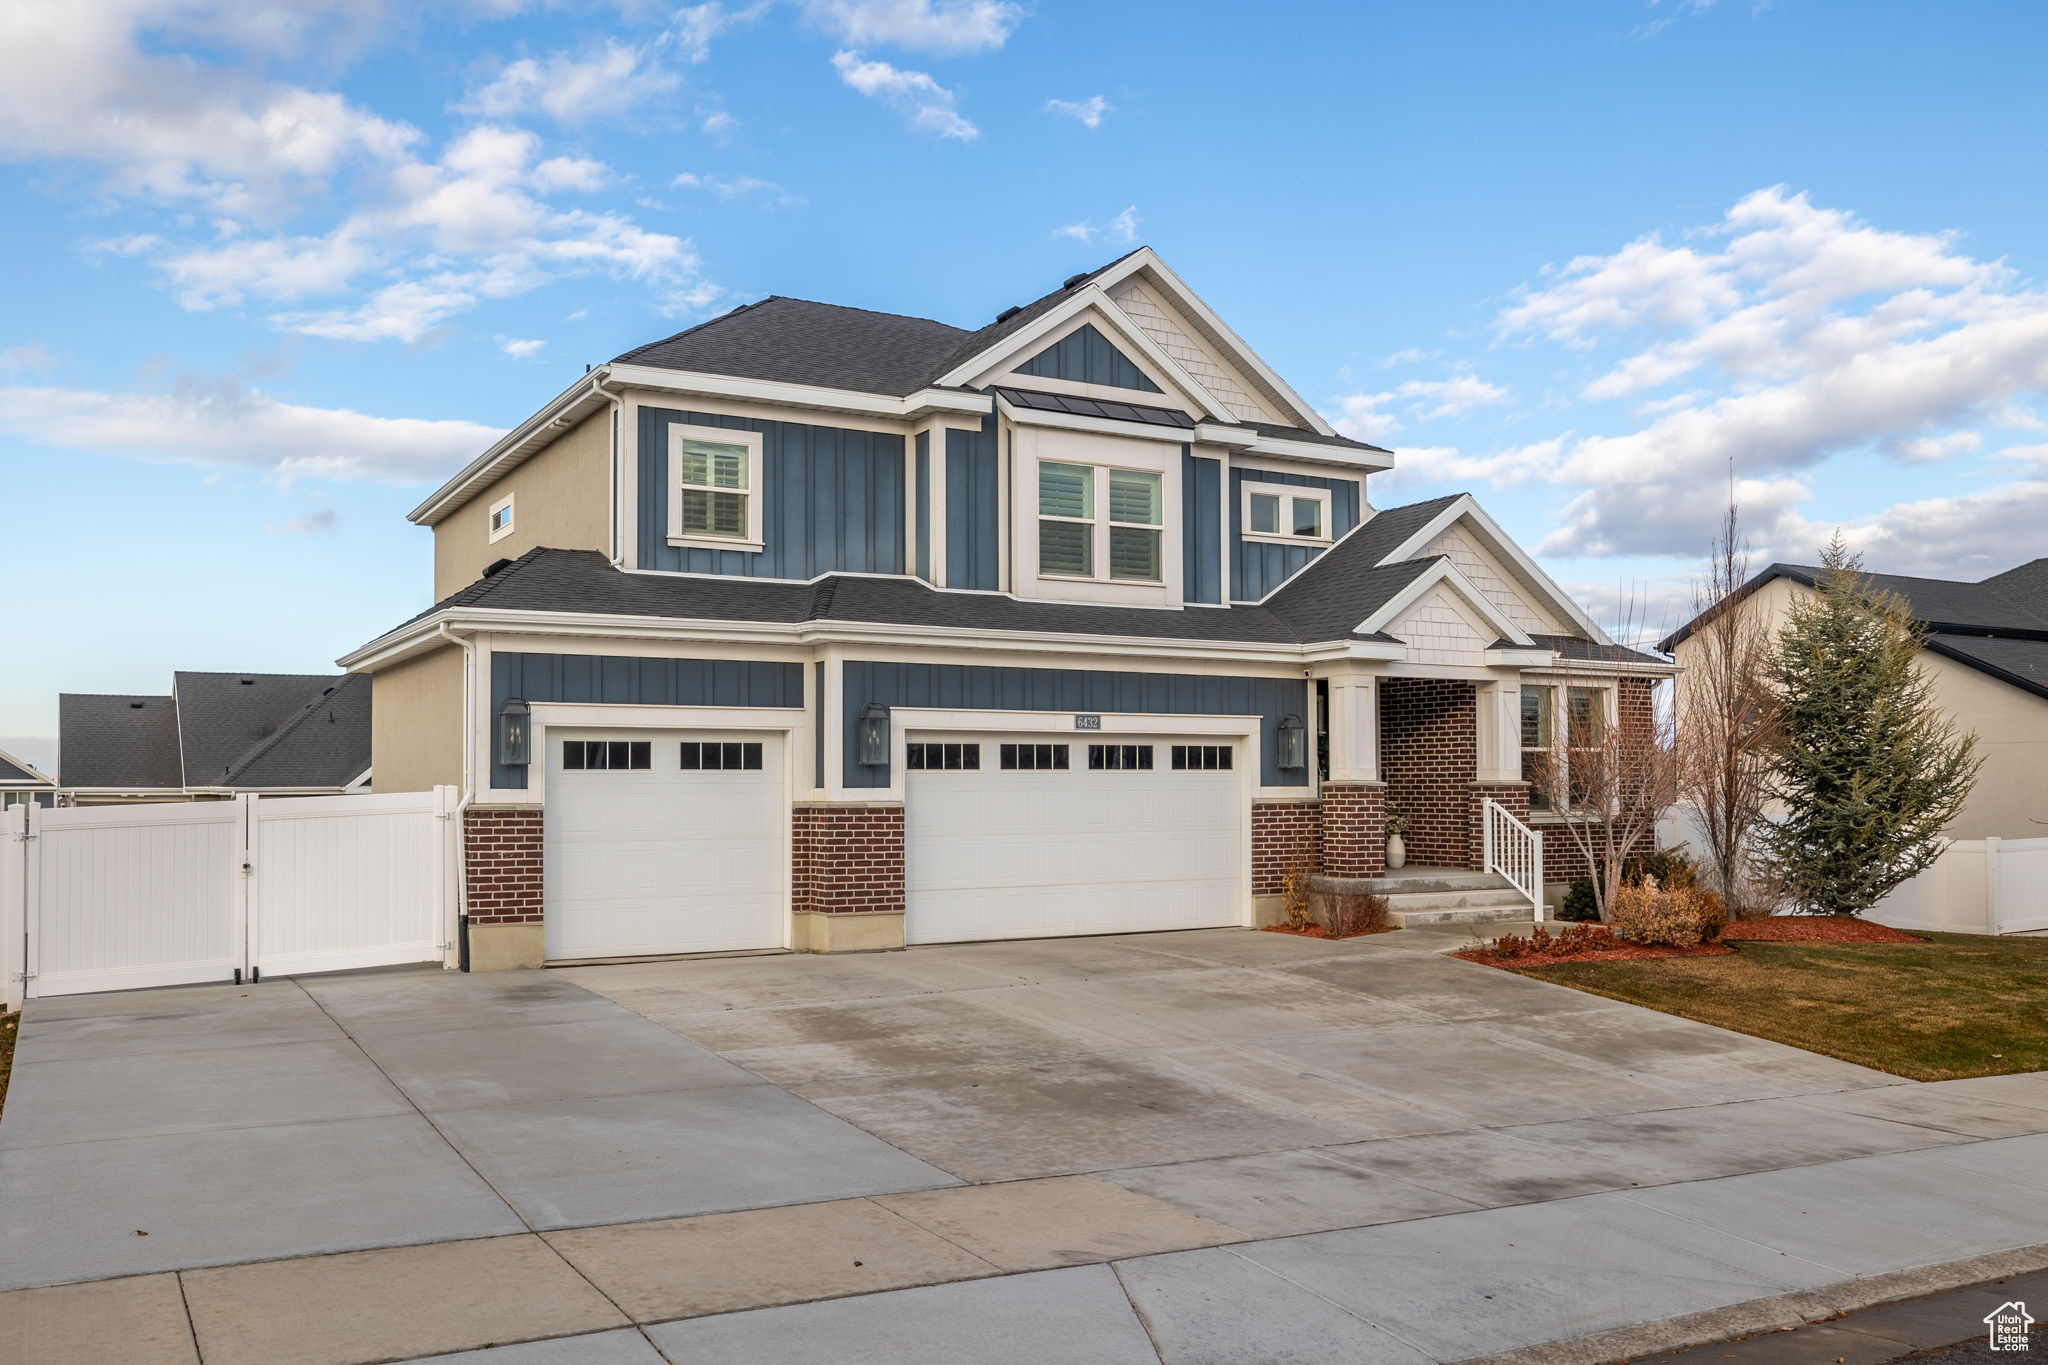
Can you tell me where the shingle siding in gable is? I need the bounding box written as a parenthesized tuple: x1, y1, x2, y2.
(637, 406, 906, 580)
(944, 415, 1000, 591)
(1014, 323, 1163, 393)
(1230, 467, 1363, 601)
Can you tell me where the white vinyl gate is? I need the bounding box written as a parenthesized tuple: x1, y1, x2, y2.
(3, 788, 458, 1005)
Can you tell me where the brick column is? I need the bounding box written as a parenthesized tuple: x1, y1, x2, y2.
(463, 807, 544, 970)
(1470, 782, 1531, 872)
(1251, 800, 1322, 895)
(1320, 782, 1387, 878)
(792, 802, 906, 951)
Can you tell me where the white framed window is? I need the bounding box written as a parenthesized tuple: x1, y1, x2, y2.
(667, 423, 764, 551)
(1241, 482, 1332, 546)
(488, 493, 516, 543)
(1037, 461, 1163, 583)
(1521, 683, 1610, 813)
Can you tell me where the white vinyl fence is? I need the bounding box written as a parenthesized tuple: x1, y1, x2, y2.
(1866, 837, 2048, 937)
(3, 788, 458, 1008)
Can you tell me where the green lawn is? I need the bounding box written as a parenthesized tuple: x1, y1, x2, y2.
(1512, 932, 2048, 1081)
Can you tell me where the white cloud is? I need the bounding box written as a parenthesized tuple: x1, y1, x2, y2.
(700, 110, 739, 139)
(804, 0, 1021, 55)
(672, 171, 803, 206)
(670, 2, 768, 62)
(270, 507, 338, 534)
(1045, 95, 1110, 129)
(1052, 221, 1094, 243)
(0, 377, 503, 485)
(1108, 205, 1140, 244)
(463, 41, 679, 122)
(831, 51, 977, 140)
(0, 342, 58, 376)
(1328, 374, 1508, 442)
(1053, 205, 1139, 247)
(498, 337, 546, 358)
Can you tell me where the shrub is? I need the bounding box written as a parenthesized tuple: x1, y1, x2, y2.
(1608, 876, 1726, 947)
(1558, 880, 1600, 921)
(1320, 891, 1389, 939)
(1480, 922, 1624, 960)
(1282, 862, 1315, 932)
(1560, 849, 1702, 922)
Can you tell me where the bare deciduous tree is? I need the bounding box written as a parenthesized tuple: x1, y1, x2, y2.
(1675, 501, 1781, 915)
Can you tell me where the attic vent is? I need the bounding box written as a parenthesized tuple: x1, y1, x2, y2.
(240, 678, 256, 685)
(129, 701, 145, 709)
(1062, 272, 1088, 288)
(483, 557, 514, 578)
(994, 305, 1023, 323)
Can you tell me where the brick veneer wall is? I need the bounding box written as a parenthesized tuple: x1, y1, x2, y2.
(1252, 800, 1322, 895)
(1378, 678, 1478, 868)
(1321, 783, 1387, 878)
(792, 803, 905, 914)
(464, 808, 543, 925)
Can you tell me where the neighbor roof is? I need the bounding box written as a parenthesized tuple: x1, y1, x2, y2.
(0, 748, 54, 785)
(1659, 558, 2048, 702)
(58, 673, 371, 791)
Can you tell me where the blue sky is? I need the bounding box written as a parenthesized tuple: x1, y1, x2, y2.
(7, 0, 2048, 771)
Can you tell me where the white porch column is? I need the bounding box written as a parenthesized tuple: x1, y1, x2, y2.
(1475, 677, 1521, 783)
(1325, 673, 1379, 783)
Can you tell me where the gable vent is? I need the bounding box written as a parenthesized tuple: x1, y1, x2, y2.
(994, 305, 1023, 323)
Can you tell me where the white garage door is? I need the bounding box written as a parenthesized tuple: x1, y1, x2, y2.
(543, 729, 785, 960)
(904, 733, 1245, 945)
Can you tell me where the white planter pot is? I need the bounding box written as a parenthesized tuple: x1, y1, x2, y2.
(1386, 832, 1406, 870)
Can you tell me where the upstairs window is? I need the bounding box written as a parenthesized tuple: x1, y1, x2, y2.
(488, 494, 516, 543)
(668, 424, 763, 549)
(1038, 462, 1163, 582)
(1242, 483, 1332, 546)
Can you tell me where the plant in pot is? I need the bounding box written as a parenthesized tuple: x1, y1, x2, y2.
(1385, 809, 1409, 871)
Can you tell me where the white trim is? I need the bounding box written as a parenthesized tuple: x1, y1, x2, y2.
(1193, 423, 1392, 471)
(410, 372, 610, 526)
(666, 423, 765, 553)
(1378, 495, 1612, 646)
(487, 493, 517, 544)
(1239, 481, 1332, 548)
(611, 364, 988, 422)
(1358, 559, 1538, 647)
(988, 313, 1200, 411)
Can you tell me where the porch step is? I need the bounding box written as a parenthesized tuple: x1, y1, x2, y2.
(1310, 866, 1536, 928)
(1383, 894, 1535, 928)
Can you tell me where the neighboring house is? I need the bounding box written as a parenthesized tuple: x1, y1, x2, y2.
(344, 247, 1669, 970)
(57, 672, 372, 804)
(0, 747, 58, 809)
(1661, 558, 2048, 842)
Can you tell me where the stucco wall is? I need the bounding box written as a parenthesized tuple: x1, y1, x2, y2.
(1675, 574, 2048, 841)
(371, 646, 464, 794)
(433, 411, 611, 600)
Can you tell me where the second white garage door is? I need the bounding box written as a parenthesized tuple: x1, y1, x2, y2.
(904, 733, 1246, 945)
(543, 729, 785, 961)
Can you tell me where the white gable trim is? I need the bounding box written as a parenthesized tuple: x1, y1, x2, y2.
(1096, 250, 1333, 435)
(1379, 495, 1610, 645)
(0, 746, 56, 786)
(1360, 560, 1538, 648)
(942, 284, 1235, 420)
(988, 312, 1202, 411)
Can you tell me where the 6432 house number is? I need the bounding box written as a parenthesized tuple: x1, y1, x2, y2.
(1074, 714, 1102, 730)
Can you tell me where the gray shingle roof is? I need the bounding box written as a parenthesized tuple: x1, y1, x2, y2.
(222, 673, 372, 788)
(173, 672, 348, 787)
(1924, 634, 2048, 700)
(57, 694, 183, 789)
(1224, 421, 1391, 455)
(0, 751, 49, 784)
(1529, 634, 1667, 666)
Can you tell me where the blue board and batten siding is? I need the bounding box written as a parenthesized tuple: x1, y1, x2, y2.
(841, 661, 1309, 789)
(944, 415, 1000, 591)
(1014, 323, 1163, 393)
(637, 407, 905, 578)
(913, 433, 932, 582)
(1182, 450, 1222, 604)
(490, 651, 804, 788)
(1230, 467, 1363, 601)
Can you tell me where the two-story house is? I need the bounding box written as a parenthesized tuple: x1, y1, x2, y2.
(343, 248, 1668, 970)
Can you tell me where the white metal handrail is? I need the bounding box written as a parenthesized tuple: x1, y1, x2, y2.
(1482, 799, 1545, 922)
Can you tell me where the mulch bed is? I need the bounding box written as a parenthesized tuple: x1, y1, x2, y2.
(1262, 924, 1396, 941)
(1454, 942, 1733, 968)
(1720, 917, 1923, 943)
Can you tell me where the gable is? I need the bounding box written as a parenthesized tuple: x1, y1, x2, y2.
(1387, 582, 1495, 666)
(1422, 521, 1568, 635)
(1013, 323, 1162, 393)
(1107, 277, 1283, 424)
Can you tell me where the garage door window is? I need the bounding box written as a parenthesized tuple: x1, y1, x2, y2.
(1170, 745, 1233, 770)
(906, 742, 981, 770)
(999, 743, 1070, 771)
(563, 740, 651, 770)
(679, 741, 764, 771)
(1087, 743, 1154, 771)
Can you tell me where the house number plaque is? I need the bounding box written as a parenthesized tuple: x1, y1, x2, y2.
(1074, 714, 1102, 730)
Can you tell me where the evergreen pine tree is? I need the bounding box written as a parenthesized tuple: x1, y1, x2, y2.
(1760, 536, 1981, 915)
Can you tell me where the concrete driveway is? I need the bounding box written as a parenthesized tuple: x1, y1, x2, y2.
(10, 924, 2048, 1364)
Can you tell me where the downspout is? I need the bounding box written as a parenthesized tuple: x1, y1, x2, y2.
(436, 622, 477, 971)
